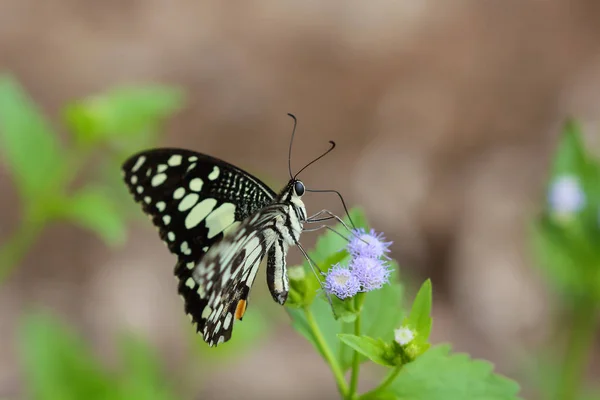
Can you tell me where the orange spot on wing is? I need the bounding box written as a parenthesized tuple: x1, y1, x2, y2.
(234, 299, 247, 320)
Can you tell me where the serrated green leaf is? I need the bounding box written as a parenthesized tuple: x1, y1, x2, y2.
(390, 345, 522, 400)
(64, 85, 183, 147)
(60, 186, 126, 246)
(338, 334, 395, 367)
(18, 313, 113, 400)
(407, 279, 432, 340)
(0, 75, 66, 199)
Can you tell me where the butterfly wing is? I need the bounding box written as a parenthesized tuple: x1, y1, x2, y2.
(122, 148, 276, 339)
(190, 203, 295, 346)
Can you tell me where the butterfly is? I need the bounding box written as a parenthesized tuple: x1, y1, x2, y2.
(121, 115, 338, 346)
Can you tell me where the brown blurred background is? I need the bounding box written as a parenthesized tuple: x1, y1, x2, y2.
(2, 0, 600, 399)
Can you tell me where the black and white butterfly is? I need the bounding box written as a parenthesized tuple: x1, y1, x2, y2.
(122, 115, 339, 346)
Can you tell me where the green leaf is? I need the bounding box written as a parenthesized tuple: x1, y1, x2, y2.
(18, 313, 113, 400)
(551, 119, 589, 178)
(337, 334, 395, 367)
(116, 334, 178, 400)
(63, 85, 184, 147)
(60, 185, 126, 246)
(407, 279, 432, 340)
(389, 345, 522, 400)
(0, 75, 66, 199)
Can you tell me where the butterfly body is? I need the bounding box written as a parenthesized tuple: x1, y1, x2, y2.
(122, 148, 307, 346)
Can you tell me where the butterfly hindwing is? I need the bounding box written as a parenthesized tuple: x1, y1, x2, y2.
(122, 148, 276, 339)
(191, 204, 292, 345)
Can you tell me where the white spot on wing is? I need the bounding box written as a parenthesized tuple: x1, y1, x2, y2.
(131, 156, 146, 172)
(223, 313, 233, 329)
(179, 193, 199, 211)
(180, 241, 192, 255)
(144, 196, 151, 204)
(223, 221, 241, 237)
(136, 186, 143, 194)
(201, 306, 212, 319)
(130, 175, 138, 184)
(173, 187, 185, 199)
(185, 198, 217, 229)
(168, 155, 182, 166)
(151, 173, 167, 187)
(186, 262, 195, 270)
(157, 164, 168, 173)
(189, 178, 203, 192)
(189, 156, 198, 162)
(208, 166, 220, 180)
(185, 277, 195, 289)
(156, 202, 166, 212)
(167, 232, 175, 241)
(163, 215, 171, 225)
(205, 203, 237, 239)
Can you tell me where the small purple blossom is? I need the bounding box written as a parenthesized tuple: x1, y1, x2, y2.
(323, 264, 361, 299)
(547, 175, 586, 214)
(348, 228, 392, 259)
(350, 256, 391, 291)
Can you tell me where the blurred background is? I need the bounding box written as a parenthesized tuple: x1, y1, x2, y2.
(1, 0, 600, 399)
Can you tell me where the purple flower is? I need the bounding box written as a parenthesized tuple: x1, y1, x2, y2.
(547, 175, 586, 214)
(323, 264, 361, 299)
(348, 228, 392, 259)
(350, 256, 391, 291)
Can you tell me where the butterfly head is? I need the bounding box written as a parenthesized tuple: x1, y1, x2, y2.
(278, 178, 307, 222)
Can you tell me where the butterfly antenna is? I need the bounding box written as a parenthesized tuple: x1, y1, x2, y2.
(305, 188, 357, 229)
(287, 113, 298, 180)
(293, 141, 336, 179)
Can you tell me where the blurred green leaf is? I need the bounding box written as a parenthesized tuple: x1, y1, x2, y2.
(0, 75, 66, 200)
(116, 334, 178, 400)
(338, 334, 395, 367)
(19, 313, 112, 400)
(191, 308, 270, 363)
(389, 345, 522, 400)
(60, 185, 126, 246)
(64, 85, 184, 148)
(551, 119, 590, 179)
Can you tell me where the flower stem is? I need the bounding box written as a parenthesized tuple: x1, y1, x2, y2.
(555, 299, 598, 400)
(348, 293, 366, 399)
(358, 365, 402, 400)
(304, 306, 349, 397)
(0, 209, 45, 283)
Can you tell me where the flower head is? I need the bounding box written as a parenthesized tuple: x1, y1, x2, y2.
(323, 264, 361, 299)
(547, 175, 586, 214)
(350, 256, 391, 291)
(348, 228, 392, 259)
(394, 326, 415, 346)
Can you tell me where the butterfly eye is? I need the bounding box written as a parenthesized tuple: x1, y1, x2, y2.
(294, 181, 305, 196)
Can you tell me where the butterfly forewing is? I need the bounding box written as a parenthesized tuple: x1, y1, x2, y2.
(122, 148, 276, 341)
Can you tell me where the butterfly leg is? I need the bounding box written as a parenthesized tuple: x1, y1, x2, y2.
(295, 242, 337, 318)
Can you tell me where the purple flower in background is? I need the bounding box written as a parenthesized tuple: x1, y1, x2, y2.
(547, 175, 586, 214)
(348, 228, 392, 259)
(323, 264, 361, 299)
(350, 256, 391, 292)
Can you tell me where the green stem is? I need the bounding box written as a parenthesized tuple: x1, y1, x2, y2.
(555, 300, 598, 400)
(0, 210, 45, 283)
(348, 293, 366, 399)
(304, 306, 349, 397)
(358, 366, 402, 400)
